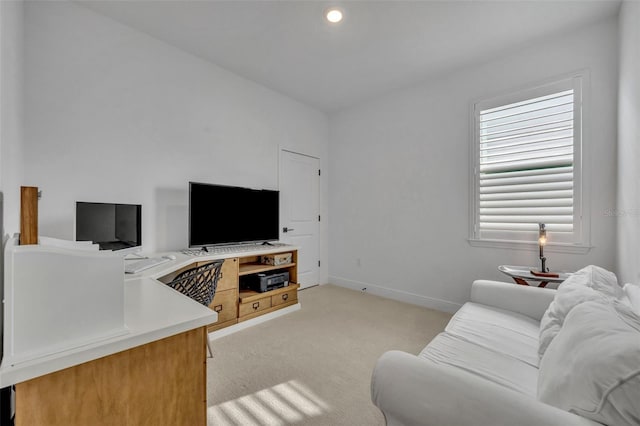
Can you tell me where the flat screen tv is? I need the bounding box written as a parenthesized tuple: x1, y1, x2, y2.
(75, 202, 142, 251)
(189, 182, 279, 247)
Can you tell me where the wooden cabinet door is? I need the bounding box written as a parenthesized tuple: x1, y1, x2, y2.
(16, 328, 206, 426)
(208, 289, 238, 324)
(201, 258, 238, 292)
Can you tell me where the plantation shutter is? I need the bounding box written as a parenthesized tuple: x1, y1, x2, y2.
(475, 85, 579, 244)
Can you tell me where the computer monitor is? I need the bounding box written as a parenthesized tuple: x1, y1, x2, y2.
(75, 202, 142, 252)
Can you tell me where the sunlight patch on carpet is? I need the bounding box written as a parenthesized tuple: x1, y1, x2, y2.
(208, 379, 331, 425)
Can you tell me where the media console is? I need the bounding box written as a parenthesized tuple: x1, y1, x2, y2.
(156, 246, 299, 333)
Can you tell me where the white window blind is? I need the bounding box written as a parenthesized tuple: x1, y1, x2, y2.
(472, 76, 584, 246)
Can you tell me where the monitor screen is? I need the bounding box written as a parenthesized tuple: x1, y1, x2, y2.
(76, 202, 142, 251)
(189, 182, 279, 247)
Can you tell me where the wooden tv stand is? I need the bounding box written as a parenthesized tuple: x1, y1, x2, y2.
(158, 247, 299, 333)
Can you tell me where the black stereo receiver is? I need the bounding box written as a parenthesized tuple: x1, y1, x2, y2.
(241, 271, 290, 293)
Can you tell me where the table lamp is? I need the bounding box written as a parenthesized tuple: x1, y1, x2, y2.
(538, 223, 548, 273)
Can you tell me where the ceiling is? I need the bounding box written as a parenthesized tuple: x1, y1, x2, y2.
(77, 0, 621, 112)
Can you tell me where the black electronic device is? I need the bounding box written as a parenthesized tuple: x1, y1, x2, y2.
(75, 202, 142, 252)
(241, 271, 289, 293)
(189, 182, 279, 248)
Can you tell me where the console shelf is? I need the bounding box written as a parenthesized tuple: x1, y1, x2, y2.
(236, 251, 298, 322)
(238, 262, 296, 276)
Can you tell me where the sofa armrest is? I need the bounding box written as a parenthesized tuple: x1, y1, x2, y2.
(371, 351, 600, 426)
(471, 280, 556, 321)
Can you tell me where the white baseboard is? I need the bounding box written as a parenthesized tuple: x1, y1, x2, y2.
(208, 303, 301, 341)
(329, 276, 461, 314)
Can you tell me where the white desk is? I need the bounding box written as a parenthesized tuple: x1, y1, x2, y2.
(2, 242, 304, 426)
(0, 276, 216, 388)
(1, 244, 300, 388)
(0, 240, 222, 426)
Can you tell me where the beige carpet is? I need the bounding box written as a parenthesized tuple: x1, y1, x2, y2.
(206, 284, 452, 426)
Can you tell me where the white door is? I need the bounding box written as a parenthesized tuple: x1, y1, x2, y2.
(279, 150, 320, 289)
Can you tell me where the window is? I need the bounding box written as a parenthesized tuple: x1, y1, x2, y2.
(470, 74, 588, 250)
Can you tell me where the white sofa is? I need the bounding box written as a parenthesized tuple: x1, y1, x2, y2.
(371, 274, 640, 426)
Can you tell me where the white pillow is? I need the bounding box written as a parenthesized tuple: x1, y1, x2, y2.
(538, 265, 621, 358)
(623, 283, 640, 315)
(538, 301, 640, 426)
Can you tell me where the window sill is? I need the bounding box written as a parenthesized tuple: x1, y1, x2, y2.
(467, 238, 592, 254)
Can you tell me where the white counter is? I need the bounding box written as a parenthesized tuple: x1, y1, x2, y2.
(0, 243, 298, 387)
(126, 244, 300, 282)
(0, 276, 217, 387)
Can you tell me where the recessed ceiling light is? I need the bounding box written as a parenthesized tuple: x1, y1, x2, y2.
(325, 7, 344, 24)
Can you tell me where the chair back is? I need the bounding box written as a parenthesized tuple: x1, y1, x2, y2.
(166, 260, 224, 306)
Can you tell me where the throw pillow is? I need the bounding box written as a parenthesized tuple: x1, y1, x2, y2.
(538, 301, 640, 426)
(623, 283, 640, 315)
(538, 265, 621, 359)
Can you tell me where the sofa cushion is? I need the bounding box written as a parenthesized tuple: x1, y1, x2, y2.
(445, 302, 540, 367)
(538, 301, 640, 426)
(539, 265, 621, 358)
(419, 332, 538, 397)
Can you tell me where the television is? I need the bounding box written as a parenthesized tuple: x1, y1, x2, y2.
(75, 202, 142, 252)
(189, 182, 279, 247)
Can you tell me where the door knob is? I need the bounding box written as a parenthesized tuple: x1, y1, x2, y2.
(283, 227, 295, 233)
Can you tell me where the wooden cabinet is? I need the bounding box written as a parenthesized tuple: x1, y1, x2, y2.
(159, 249, 298, 333)
(16, 327, 207, 426)
(206, 258, 238, 332)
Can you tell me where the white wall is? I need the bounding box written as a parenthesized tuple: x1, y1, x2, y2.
(329, 18, 619, 312)
(616, 1, 640, 285)
(1, 0, 24, 360)
(22, 1, 330, 283)
(1, 0, 24, 236)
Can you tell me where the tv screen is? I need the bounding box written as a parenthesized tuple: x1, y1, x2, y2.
(76, 202, 142, 251)
(189, 182, 279, 247)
